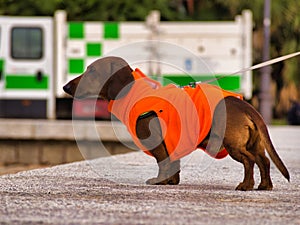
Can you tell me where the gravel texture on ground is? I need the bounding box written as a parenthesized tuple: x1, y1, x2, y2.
(0, 144, 299, 225)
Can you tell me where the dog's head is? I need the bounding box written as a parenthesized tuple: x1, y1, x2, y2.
(63, 56, 134, 100)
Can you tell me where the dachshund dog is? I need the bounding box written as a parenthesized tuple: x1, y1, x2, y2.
(63, 56, 290, 191)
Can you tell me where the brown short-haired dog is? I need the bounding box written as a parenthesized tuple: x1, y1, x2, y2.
(63, 56, 290, 191)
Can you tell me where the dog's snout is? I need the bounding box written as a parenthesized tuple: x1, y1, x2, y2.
(63, 83, 73, 95)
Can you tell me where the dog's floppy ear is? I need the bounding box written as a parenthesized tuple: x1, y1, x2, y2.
(106, 64, 134, 100)
(98, 57, 134, 100)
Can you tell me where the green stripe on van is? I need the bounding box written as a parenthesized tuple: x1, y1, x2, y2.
(68, 59, 84, 74)
(69, 22, 84, 39)
(87, 43, 102, 56)
(104, 22, 119, 39)
(0, 59, 4, 81)
(5, 75, 48, 89)
(162, 75, 240, 91)
(0, 59, 4, 71)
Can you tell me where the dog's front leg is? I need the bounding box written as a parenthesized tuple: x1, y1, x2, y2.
(136, 112, 180, 185)
(146, 147, 180, 185)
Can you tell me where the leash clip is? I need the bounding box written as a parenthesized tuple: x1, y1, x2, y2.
(189, 82, 197, 88)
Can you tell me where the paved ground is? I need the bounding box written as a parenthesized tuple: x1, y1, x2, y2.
(0, 126, 299, 224)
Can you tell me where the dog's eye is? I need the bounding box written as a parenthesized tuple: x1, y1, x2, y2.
(88, 66, 96, 73)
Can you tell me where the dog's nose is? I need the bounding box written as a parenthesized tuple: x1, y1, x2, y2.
(63, 83, 73, 95)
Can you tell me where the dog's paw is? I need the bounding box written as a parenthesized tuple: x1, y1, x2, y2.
(257, 182, 273, 191)
(235, 182, 254, 191)
(146, 177, 165, 185)
(146, 175, 179, 185)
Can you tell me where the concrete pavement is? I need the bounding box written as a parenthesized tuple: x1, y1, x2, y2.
(0, 126, 299, 224)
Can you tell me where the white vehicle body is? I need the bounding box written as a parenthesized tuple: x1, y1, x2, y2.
(0, 10, 252, 119)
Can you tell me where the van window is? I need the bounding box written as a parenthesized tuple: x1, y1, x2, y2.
(11, 27, 43, 59)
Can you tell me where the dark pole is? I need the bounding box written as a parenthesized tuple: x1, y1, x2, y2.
(260, 0, 272, 124)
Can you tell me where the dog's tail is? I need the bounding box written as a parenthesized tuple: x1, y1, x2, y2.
(247, 103, 290, 182)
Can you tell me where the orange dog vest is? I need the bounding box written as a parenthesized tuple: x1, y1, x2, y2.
(108, 68, 243, 161)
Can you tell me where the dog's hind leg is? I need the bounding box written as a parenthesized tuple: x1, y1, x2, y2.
(256, 153, 273, 190)
(219, 98, 256, 190)
(253, 141, 273, 190)
(230, 150, 255, 191)
(136, 112, 180, 185)
(247, 130, 273, 190)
